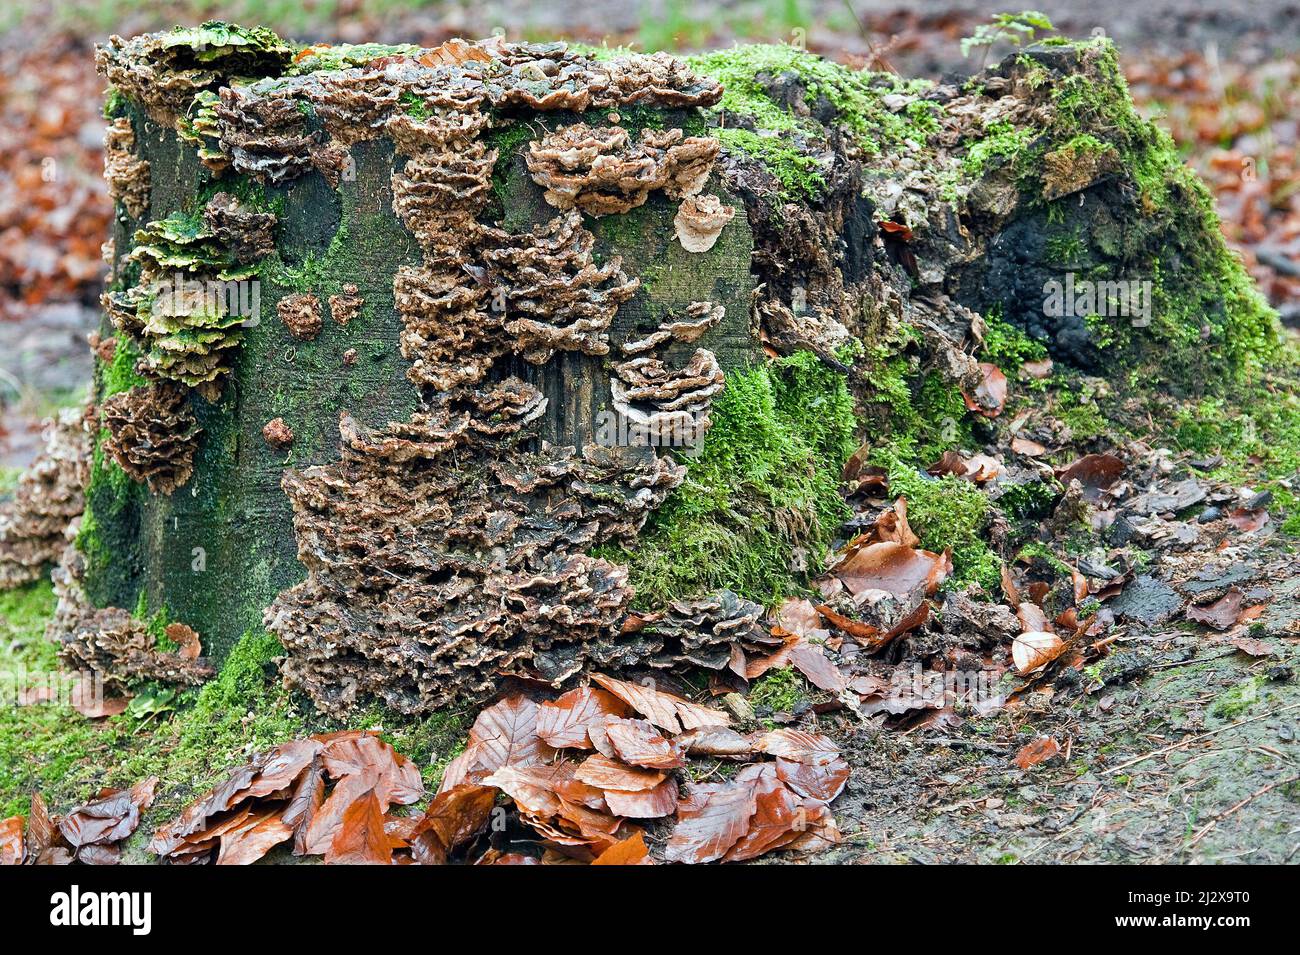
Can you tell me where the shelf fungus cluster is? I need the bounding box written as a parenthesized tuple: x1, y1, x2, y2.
(102, 195, 270, 399)
(264, 381, 685, 714)
(101, 383, 203, 495)
(0, 410, 89, 589)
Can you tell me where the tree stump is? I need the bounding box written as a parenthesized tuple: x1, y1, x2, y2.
(67, 23, 1275, 715)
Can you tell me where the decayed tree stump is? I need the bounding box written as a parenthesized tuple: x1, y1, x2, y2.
(62, 23, 1275, 715)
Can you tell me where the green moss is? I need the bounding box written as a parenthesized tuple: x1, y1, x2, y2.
(981, 305, 1049, 370)
(875, 451, 1000, 590)
(1211, 676, 1268, 720)
(604, 351, 856, 608)
(101, 336, 150, 398)
(714, 128, 827, 204)
(962, 121, 1036, 178)
(690, 45, 943, 154)
(687, 44, 944, 200)
(748, 666, 807, 717)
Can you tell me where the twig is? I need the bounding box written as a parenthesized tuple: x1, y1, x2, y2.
(1101, 702, 1300, 776)
(1188, 774, 1299, 848)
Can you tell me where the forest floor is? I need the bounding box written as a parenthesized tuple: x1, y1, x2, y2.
(0, 2, 1298, 864)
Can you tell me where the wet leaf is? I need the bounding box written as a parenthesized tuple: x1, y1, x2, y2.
(832, 540, 950, 600)
(663, 780, 757, 864)
(409, 784, 497, 865)
(590, 673, 729, 734)
(325, 789, 393, 865)
(1186, 587, 1246, 630)
(603, 776, 679, 818)
(215, 806, 294, 865)
(0, 816, 22, 865)
(1057, 453, 1124, 501)
(592, 831, 653, 865)
(603, 717, 686, 769)
(1013, 736, 1060, 769)
(962, 363, 1008, 417)
(1011, 631, 1066, 674)
(674, 726, 758, 758)
(575, 753, 666, 792)
(536, 686, 629, 749)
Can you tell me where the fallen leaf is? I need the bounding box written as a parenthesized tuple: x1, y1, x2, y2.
(1056, 453, 1124, 501)
(1186, 587, 1246, 630)
(1013, 736, 1060, 769)
(319, 733, 424, 811)
(325, 789, 394, 865)
(1227, 507, 1269, 532)
(663, 781, 757, 864)
(1011, 436, 1048, 457)
(215, 806, 294, 865)
(1230, 635, 1275, 657)
(674, 726, 757, 758)
(592, 831, 653, 865)
(602, 776, 679, 819)
(963, 363, 1008, 417)
(1011, 631, 1066, 674)
(0, 816, 22, 865)
(575, 754, 666, 792)
(536, 686, 629, 749)
(603, 717, 686, 769)
(788, 640, 846, 693)
(409, 784, 497, 865)
(832, 540, 950, 600)
(591, 674, 729, 734)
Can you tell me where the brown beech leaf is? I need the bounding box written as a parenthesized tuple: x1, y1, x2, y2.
(963, 363, 1008, 417)
(410, 784, 497, 865)
(775, 757, 850, 804)
(756, 729, 840, 766)
(592, 831, 653, 865)
(71, 679, 130, 719)
(60, 775, 157, 853)
(536, 686, 630, 749)
(575, 753, 666, 792)
(282, 760, 324, 857)
(663, 780, 757, 864)
(1023, 357, 1054, 378)
(674, 726, 758, 758)
(1056, 453, 1124, 501)
(164, 622, 203, 660)
(1011, 436, 1048, 457)
(872, 498, 921, 548)
(25, 793, 65, 863)
(0, 816, 22, 865)
(1014, 736, 1060, 770)
(319, 733, 424, 810)
(603, 717, 686, 769)
(590, 673, 729, 734)
(603, 776, 679, 819)
(772, 597, 823, 636)
(301, 773, 375, 856)
(832, 540, 950, 600)
(215, 806, 294, 865)
(465, 694, 552, 771)
(789, 640, 846, 693)
(1011, 631, 1066, 674)
(1017, 602, 1053, 634)
(1227, 507, 1269, 532)
(1230, 635, 1275, 657)
(1186, 588, 1246, 630)
(325, 789, 394, 865)
(721, 772, 804, 862)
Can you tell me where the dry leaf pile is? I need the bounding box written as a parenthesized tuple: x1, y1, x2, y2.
(0, 779, 156, 866)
